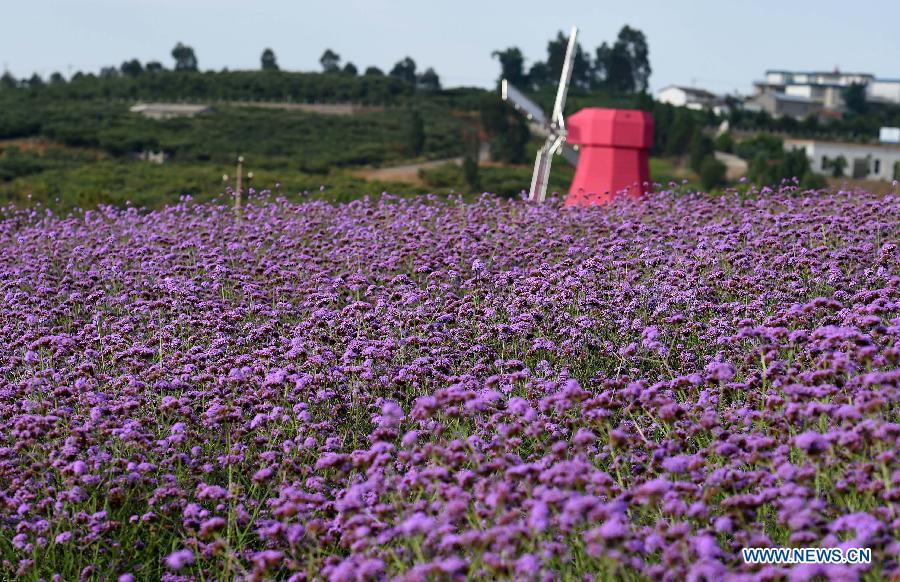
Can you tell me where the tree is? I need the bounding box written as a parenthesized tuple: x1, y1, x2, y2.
(594, 26, 651, 92)
(364, 66, 384, 77)
(406, 109, 425, 156)
(261, 48, 279, 71)
(666, 108, 696, 156)
(99, 67, 119, 79)
(390, 57, 417, 84)
(146, 61, 165, 73)
(172, 43, 198, 71)
(480, 95, 530, 163)
(417, 68, 440, 91)
(614, 25, 651, 92)
(843, 83, 868, 116)
(689, 129, 714, 173)
(545, 31, 591, 88)
(320, 49, 341, 73)
(527, 62, 551, 90)
(492, 47, 527, 87)
(27, 73, 45, 88)
(826, 155, 847, 178)
(121, 59, 143, 77)
(699, 156, 727, 190)
(463, 155, 480, 192)
(342, 62, 358, 76)
(0, 72, 16, 89)
(714, 131, 734, 153)
(49, 72, 66, 85)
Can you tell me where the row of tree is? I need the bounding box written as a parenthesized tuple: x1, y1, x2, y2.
(0, 44, 441, 92)
(492, 26, 651, 93)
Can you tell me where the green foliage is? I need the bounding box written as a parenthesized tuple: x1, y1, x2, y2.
(261, 49, 279, 72)
(822, 155, 848, 178)
(735, 132, 783, 161)
(390, 57, 417, 85)
(0, 96, 467, 170)
(595, 26, 651, 93)
(416, 68, 440, 91)
(462, 155, 480, 192)
(688, 129, 714, 173)
(843, 83, 868, 116)
(493, 26, 650, 94)
(714, 131, 733, 153)
(8, 69, 414, 105)
(492, 48, 527, 87)
(479, 95, 530, 164)
(406, 110, 425, 157)
(741, 134, 821, 187)
(320, 49, 341, 73)
(699, 156, 727, 190)
(0, 160, 426, 212)
(171, 43, 198, 72)
(665, 108, 698, 156)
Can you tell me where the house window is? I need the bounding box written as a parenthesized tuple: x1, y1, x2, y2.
(873, 159, 881, 174)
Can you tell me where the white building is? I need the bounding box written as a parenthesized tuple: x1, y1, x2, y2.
(755, 70, 900, 109)
(786, 138, 900, 181)
(763, 70, 874, 88)
(657, 85, 723, 113)
(868, 79, 900, 104)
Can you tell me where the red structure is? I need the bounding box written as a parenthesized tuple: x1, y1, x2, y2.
(564, 108, 654, 207)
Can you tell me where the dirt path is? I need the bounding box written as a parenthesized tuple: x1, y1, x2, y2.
(354, 143, 490, 185)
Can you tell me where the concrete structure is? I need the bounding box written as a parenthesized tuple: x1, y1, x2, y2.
(762, 70, 874, 88)
(564, 108, 654, 207)
(753, 69, 900, 111)
(714, 151, 748, 181)
(130, 103, 211, 120)
(868, 80, 900, 104)
(880, 127, 900, 144)
(137, 150, 169, 164)
(744, 91, 823, 120)
(657, 85, 723, 113)
(785, 138, 900, 181)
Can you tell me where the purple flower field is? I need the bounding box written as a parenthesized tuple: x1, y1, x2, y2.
(0, 189, 898, 581)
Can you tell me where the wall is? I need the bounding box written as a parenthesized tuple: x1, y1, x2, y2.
(787, 139, 900, 180)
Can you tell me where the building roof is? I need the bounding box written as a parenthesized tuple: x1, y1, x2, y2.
(785, 137, 900, 151)
(765, 69, 874, 78)
(658, 85, 719, 99)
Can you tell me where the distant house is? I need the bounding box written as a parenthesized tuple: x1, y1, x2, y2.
(752, 69, 900, 112)
(761, 70, 874, 89)
(868, 79, 900, 104)
(657, 85, 723, 113)
(786, 138, 900, 180)
(744, 91, 823, 120)
(130, 103, 210, 120)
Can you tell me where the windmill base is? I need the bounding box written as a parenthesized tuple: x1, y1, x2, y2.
(564, 147, 650, 207)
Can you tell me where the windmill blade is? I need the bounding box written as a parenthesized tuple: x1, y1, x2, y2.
(560, 142, 580, 166)
(529, 135, 567, 202)
(551, 25, 578, 128)
(529, 142, 553, 202)
(501, 80, 548, 127)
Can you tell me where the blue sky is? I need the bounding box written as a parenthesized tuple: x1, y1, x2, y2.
(2, 0, 898, 95)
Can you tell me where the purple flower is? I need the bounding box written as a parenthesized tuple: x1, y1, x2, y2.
(794, 431, 830, 455)
(164, 549, 194, 570)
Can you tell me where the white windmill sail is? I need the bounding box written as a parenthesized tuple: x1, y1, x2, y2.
(501, 26, 579, 203)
